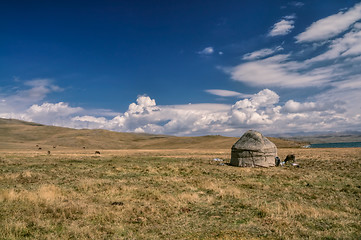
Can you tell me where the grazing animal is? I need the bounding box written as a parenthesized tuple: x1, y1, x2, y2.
(95, 151, 101, 155)
(38, 147, 42, 150)
(83, 146, 86, 149)
(53, 146, 56, 148)
(284, 154, 295, 163)
(275, 156, 281, 166)
(47, 151, 51, 155)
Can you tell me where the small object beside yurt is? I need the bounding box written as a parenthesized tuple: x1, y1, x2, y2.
(230, 130, 277, 167)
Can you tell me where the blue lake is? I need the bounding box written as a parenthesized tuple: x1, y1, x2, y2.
(308, 142, 361, 148)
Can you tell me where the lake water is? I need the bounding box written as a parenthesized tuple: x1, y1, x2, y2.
(308, 142, 361, 148)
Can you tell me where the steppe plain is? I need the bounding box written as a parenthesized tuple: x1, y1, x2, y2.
(0, 119, 360, 239)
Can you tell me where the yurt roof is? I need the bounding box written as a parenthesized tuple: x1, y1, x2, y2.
(232, 130, 276, 152)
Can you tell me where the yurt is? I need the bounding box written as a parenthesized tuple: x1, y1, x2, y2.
(230, 130, 277, 167)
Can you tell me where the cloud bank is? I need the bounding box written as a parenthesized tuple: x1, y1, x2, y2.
(1, 79, 359, 136)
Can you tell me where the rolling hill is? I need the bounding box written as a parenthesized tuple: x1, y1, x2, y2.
(0, 118, 305, 150)
(280, 132, 361, 144)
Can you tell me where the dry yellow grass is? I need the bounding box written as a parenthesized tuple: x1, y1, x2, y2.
(0, 147, 360, 239)
(0, 118, 359, 238)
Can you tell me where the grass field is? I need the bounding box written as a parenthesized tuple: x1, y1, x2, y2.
(1, 147, 360, 239)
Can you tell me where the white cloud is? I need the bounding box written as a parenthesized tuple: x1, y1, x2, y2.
(230, 89, 281, 126)
(165, 103, 229, 112)
(289, 2, 304, 8)
(3, 4, 361, 137)
(205, 89, 245, 97)
(283, 100, 344, 113)
(71, 115, 109, 129)
(219, 3, 361, 133)
(324, 75, 361, 118)
(0, 79, 63, 115)
(251, 89, 280, 106)
(27, 102, 81, 116)
(26, 102, 83, 126)
(228, 54, 333, 88)
(331, 74, 361, 89)
(284, 14, 296, 20)
(127, 95, 159, 114)
(104, 97, 231, 135)
(307, 27, 361, 62)
(1, 85, 360, 135)
(0, 102, 82, 126)
(269, 17, 295, 37)
(3, 79, 62, 108)
(72, 115, 108, 124)
(24, 79, 63, 92)
(242, 46, 283, 60)
(283, 100, 319, 113)
(198, 47, 214, 55)
(134, 127, 145, 133)
(296, 3, 361, 42)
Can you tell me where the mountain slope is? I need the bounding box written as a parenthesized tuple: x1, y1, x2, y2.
(0, 118, 305, 150)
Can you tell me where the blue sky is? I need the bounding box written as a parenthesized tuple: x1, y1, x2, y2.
(1, 0, 361, 136)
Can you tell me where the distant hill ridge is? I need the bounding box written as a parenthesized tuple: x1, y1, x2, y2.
(0, 118, 305, 150)
(278, 132, 361, 144)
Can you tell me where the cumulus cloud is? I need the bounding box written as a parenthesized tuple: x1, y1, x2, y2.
(283, 100, 344, 113)
(27, 102, 83, 125)
(252, 89, 280, 106)
(28, 102, 81, 116)
(127, 95, 159, 114)
(90, 97, 231, 136)
(230, 89, 281, 126)
(1, 83, 360, 135)
(269, 16, 295, 37)
(93, 89, 351, 136)
(242, 46, 283, 60)
(1, 87, 270, 135)
(198, 47, 214, 55)
(296, 2, 361, 42)
(0, 102, 82, 125)
(283, 100, 319, 113)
